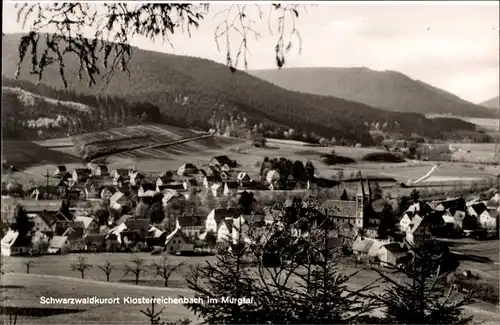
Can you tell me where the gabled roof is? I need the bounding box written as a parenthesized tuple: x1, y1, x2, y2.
(74, 168, 92, 175)
(352, 238, 375, 254)
(115, 214, 134, 226)
(17, 200, 63, 213)
(73, 216, 95, 229)
(321, 200, 357, 217)
(49, 236, 68, 249)
(211, 155, 231, 164)
(164, 227, 194, 246)
(241, 214, 264, 224)
(1, 230, 19, 248)
(178, 215, 204, 227)
(97, 165, 108, 171)
(210, 208, 239, 224)
(149, 226, 164, 238)
(56, 165, 67, 171)
(140, 183, 155, 191)
(470, 202, 487, 215)
(381, 242, 408, 258)
(85, 234, 106, 246)
(219, 218, 233, 233)
(63, 223, 85, 240)
(224, 181, 239, 189)
(205, 175, 222, 183)
(157, 175, 172, 183)
(408, 215, 425, 234)
(126, 219, 150, 232)
(159, 182, 185, 190)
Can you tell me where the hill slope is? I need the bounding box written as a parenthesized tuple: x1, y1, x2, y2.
(1, 79, 166, 141)
(1, 33, 479, 143)
(480, 96, 499, 110)
(249, 67, 496, 118)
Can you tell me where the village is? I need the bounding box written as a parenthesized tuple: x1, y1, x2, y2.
(1, 154, 499, 272)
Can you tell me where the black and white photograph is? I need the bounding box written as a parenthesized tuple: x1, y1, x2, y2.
(1, 1, 499, 324)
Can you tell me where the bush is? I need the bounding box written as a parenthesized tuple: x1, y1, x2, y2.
(320, 154, 355, 165)
(362, 152, 406, 163)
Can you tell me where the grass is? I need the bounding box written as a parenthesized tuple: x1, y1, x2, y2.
(2, 141, 81, 171)
(451, 143, 497, 163)
(1, 272, 198, 324)
(3, 253, 214, 287)
(3, 248, 499, 324)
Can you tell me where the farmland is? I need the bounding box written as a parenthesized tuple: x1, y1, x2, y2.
(451, 143, 498, 163)
(3, 128, 498, 192)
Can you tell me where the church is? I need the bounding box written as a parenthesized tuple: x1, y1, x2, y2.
(321, 180, 383, 238)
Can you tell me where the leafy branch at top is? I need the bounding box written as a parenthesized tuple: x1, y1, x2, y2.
(14, 3, 306, 88)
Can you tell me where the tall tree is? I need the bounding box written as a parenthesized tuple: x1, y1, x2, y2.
(305, 161, 315, 181)
(372, 182, 383, 201)
(373, 239, 473, 324)
(11, 205, 34, 238)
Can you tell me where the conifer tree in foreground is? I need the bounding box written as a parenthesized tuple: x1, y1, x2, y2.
(371, 229, 473, 324)
(185, 198, 379, 324)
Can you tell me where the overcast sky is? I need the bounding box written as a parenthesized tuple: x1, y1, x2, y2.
(3, 1, 499, 103)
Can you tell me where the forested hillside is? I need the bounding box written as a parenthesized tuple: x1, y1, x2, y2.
(2, 33, 482, 145)
(249, 67, 496, 118)
(2, 78, 167, 140)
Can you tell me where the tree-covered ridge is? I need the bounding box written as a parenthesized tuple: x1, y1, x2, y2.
(2, 33, 479, 145)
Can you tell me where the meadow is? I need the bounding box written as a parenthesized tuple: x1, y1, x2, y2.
(3, 130, 498, 193)
(2, 243, 499, 324)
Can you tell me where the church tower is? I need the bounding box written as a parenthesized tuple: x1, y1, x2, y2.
(355, 180, 366, 228)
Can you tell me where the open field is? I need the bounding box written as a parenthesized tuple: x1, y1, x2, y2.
(451, 143, 498, 163)
(74, 124, 197, 145)
(2, 141, 81, 171)
(2, 248, 499, 324)
(1, 272, 199, 324)
(4, 132, 498, 190)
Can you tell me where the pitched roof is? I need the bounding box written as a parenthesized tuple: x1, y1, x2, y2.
(219, 218, 233, 233)
(1, 230, 19, 248)
(322, 200, 357, 217)
(126, 219, 150, 232)
(114, 169, 129, 176)
(73, 216, 95, 229)
(164, 227, 194, 246)
(85, 234, 106, 246)
(205, 175, 222, 183)
(109, 191, 124, 201)
(352, 238, 375, 254)
(382, 242, 408, 258)
(97, 165, 108, 171)
(49, 236, 68, 249)
(115, 214, 134, 226)
(471, 203, 487, 215)
(56, 165, 67, 171)
(17, 200, 63, 212)
(225, 181, 239, 189)
(211, 208, 239, 224)
(74, 168, 92, 175)
(159, 182, 185, 190)
(178, 215, 204, 227)
(63, 223, 85, 240)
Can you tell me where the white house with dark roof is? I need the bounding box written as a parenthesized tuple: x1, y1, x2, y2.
(217, 218, 233, 243)
(205, 208, 239, 233)
(72, 168, 92, 183)
(164, 227, 195, 254)
(95, 165, 109, 177)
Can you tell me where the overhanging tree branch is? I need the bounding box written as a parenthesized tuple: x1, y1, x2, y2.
(14, 3, 306, 88)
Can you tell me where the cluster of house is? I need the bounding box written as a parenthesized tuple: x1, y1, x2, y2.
(2, 152, 499, 264)
(348, 191, 500, 267)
